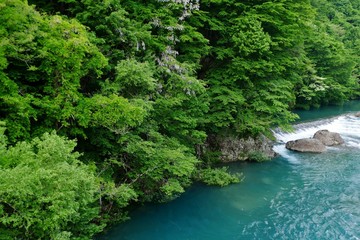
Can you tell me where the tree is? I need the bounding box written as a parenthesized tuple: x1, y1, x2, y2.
(295, 0, 359, 108)
(0, 0, 107, 143)
(197, 0, 312, 136)
(0, 131, 102, 239)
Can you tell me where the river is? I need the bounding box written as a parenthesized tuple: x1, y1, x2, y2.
(100, 101, 360, 240)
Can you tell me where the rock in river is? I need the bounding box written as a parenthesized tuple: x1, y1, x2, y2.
(285, 138, 326, 153)
(313, 129, 344, 146)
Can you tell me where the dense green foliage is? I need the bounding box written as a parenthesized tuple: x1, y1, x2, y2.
(196, 167, 243, 187)
(0, 127, 102, 239)
(0, 0, 359, 238)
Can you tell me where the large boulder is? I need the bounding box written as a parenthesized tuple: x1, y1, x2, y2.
(313, 129, 344, 146)
(355, 112, 360, 117)
(285, 138, 326, 153)
(200, 134, 277, 162)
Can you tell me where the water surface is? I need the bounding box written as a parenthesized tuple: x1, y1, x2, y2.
(101, 101, 360, 240)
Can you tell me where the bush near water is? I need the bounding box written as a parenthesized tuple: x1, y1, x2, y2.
(0, 0, 359, 238)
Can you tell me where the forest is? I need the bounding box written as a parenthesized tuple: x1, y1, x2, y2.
(0, 0, 359, 238)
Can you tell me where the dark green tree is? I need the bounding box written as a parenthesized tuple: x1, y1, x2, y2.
(0, 0, 107, 142)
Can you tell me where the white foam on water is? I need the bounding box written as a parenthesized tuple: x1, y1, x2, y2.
(346, 140, 360, 148)
(272, 144, 300, 164)
(273, 114, 360, 158)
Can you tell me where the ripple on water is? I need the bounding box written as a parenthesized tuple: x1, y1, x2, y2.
(243, 149, 360, 240)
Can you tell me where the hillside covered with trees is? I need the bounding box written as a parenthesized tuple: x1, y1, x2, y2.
(0, 0, 359, 238)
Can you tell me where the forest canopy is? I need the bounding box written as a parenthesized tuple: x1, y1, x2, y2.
(0, 0, 359, 238)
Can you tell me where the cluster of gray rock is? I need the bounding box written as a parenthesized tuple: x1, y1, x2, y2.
(285, 129, 344, 153)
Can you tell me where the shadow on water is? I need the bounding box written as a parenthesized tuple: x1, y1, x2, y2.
(293, 100, 360, 123)
(100, 158, 299, 240)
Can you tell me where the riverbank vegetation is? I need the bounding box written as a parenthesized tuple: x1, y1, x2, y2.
(0, 0, 359, 238)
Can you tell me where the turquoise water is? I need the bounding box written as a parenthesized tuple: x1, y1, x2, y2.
(101, 101, 360, 240)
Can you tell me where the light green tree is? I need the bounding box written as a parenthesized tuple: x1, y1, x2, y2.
(0, 131, 102, 239)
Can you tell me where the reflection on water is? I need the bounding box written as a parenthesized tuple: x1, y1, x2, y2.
(101, 102, 360, 240)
